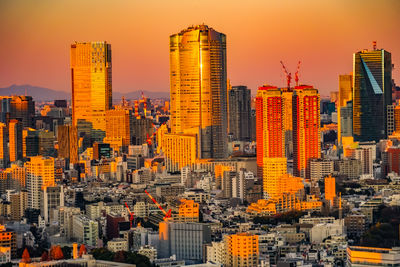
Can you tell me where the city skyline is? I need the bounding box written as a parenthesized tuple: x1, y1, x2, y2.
(1, 0, 400, 97)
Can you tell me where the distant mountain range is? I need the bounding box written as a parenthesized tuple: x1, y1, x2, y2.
(0, 84, 170, 102)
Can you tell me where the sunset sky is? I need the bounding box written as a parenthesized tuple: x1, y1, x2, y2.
(0, 0, 399, 97)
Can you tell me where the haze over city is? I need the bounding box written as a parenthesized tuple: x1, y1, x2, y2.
(1, 0, 400, 96)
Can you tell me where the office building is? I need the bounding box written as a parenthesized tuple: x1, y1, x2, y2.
(228, 85, 252, 141)
(353, 46, 392, 142)
(395, 105, 400, 133)
(164, 131, 198, 173)
(25, 156, 55, 209)
(227, 233, 259, 267)
(256, 86, 285, 178)
(387, 105, 395, 136)
(347, 246, 400, 266)
(10, 190, 27, 221)
(0, 96, 35, 128)
(387, 147, 400, 175)
(159, 221, 211, 261)
(57, 125, 78, 164)
(338, 74, 353, 144)
(130, 117, 153, 145)
(93, 142, 111, 159)
(281, 88, 294, 158)
(42, 185, 64, 223)
(70, 42, 112, 137)
(72, 215, 99, 246)
(38, 130, 55, 157)
(177, 199, 199, 222)
(8, 120, 22, 163)
(309, 158, 334, 182)
(23, 128, 39, 158)
(105, 107, 131, 151)
(0, 123, 8, 168)
(170, 25, 228, 159)
(293, 86, 321, 178)
(335, 158, 362, 179)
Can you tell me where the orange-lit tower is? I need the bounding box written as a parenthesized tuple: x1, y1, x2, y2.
(324, 175, 336, 206)
(227, 233, 259, 267)
(70, 42, 112, 136)
(256, 86, 285, 178)
(8, 119, 23, 163)
(293, 85, 321, 178)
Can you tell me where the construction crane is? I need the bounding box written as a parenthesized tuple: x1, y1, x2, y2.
(294, 61, 301, 87)
(144, 189, 172, 221)
(280, 61, 292, 89)
(125, 202, 135, 228)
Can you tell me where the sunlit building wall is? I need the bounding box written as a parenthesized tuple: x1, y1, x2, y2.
(57, 125, 78, 164)
(104, 107, 131, 151)
(293, 86, 321, 178)
(338, 74, 353, 144)
(170, 25, 228, 159)
(262, 157, 287, 199)
(164, 131, 198, 172)
(0, 123, 8, 168)
(70, 42, 112, 135)
(353, 48, 392, 142)
(227, 233, 259, 267)
(8, 119, 22, 163)
(324, 176, 336, 206)
(25, 156, 55, 209)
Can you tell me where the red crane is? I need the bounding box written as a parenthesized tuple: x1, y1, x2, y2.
(294, 61, 301, 87)
(280, 61, 292, 89)
(124, 202, 135, 228)
(144, 190, 172, 221)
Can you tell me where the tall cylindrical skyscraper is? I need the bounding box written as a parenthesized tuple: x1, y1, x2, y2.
(170, 25, 228, 159)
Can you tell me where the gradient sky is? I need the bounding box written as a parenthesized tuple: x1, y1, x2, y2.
(0, 0, 399, 97)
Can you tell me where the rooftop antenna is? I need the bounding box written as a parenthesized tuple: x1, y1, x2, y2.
(373, 41, 377, 51)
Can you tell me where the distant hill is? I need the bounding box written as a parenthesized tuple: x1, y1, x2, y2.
(0, 84, 70, 101)
(0, 84, 169, 102)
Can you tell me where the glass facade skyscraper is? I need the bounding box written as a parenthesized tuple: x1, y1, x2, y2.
(170, 25, 228, 159)
(353, 49, 392, 142)
(70, 42, 112, 138)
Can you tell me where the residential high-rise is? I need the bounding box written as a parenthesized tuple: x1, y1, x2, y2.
(338, 74, 353, 144)
(8, 120, 22, 163)
(0, 123, 8, 168)
(256, 86, 285, 178)
(395, 106, 400, 133)
(70, 42, 112, 138)
(227, 233, 259, 267)
(170, 25, 228, 159)
(293, 86, 321, 178)
(228, 86, 252, 141)
(57, 125, 78, 164)
(25, 156, 55, 210)
(163, 131, 198, 173)
(353, 46, 392, 142)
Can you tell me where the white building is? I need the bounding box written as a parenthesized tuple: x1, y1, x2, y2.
(72, 215, 99, 246)
(108, 238, 129, 252)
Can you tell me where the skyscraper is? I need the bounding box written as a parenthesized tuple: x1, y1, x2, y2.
(70, 42, 112, 139)
(228, 86, 252, 141)
(293, 86, 321, 178)
(353, 46, 392, 142)
(8, 120, 22, 163)
(57, 125, 78, 164)
(338, 74, 353, 144)
(0, 123, 8, 168)
(170, 25, 228, 159)
(9, 96, 35, 128)
(255, 86, 285, 178)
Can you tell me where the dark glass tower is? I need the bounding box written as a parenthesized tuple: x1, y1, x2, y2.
(353, 48, 392, 142)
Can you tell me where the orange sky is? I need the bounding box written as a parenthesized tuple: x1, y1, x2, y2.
(0, 0, 399, 97)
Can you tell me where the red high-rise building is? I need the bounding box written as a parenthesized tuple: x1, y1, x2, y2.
(256, 86, 285, 178)
(293, 86, 321, 178)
